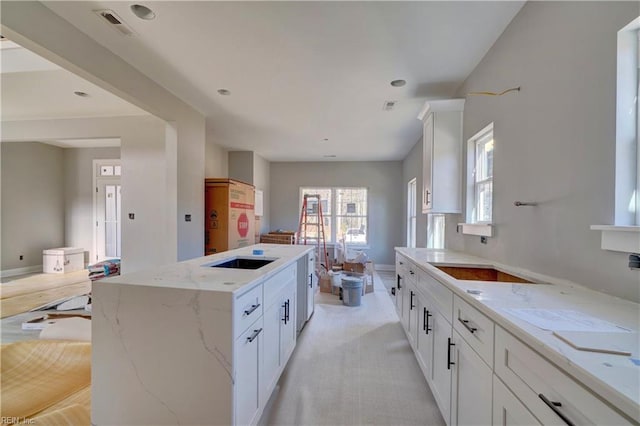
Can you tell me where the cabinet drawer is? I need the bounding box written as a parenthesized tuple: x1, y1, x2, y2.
(405, 262, 418, 284)
(396, 254, 407, 276)
(453, 295, 494, 367)
(234, 283, 264, 339)
(418, 269, 453, 320)
(263, 264, 296, 309)
(495, 326, 631, 425)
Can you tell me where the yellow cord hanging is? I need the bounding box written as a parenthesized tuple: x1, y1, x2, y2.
(467, 86, 520, 96)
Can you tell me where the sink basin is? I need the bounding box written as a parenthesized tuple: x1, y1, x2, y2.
(205, 257, 277, 270)
(431, 264, 534, 284)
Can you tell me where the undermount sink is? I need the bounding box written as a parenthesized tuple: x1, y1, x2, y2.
(431, 264, 534, 284)
(204, 257, 277, 270)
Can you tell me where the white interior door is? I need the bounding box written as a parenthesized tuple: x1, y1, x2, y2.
(94, 161, 122, 262)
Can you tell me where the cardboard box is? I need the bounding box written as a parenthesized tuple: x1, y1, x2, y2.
(319, 276, 332, 293)
(342, 261, 364, 273)
(43, 247, 84, 274)
(205, 179, 255, 254)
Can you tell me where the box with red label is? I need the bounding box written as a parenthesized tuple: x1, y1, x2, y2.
(205, 178, 255, 254)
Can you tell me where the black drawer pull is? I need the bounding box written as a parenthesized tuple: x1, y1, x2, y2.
(425, 310, 432, 334)
(244, 303, 261, 316)
(399, 261, 404, 265)
(397, 274, 402, 290)
(409, 270, 415, 275)
(410, 291, 415, 310)
(285, 299, 290, 323)
(447, 337, 455, 370)
(539, 394, 575, 426)
(458, 318, 478, 334)
(247, 328, 263, 343)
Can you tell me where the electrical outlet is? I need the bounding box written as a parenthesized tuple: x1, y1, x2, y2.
(19, 255, 24, 260)
(185, 214, 192, 222)
(129, 213, 135, 220)
(480, 236, 488, 244)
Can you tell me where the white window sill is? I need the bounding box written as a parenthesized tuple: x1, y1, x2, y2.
(590, 225, 640, 253)
(458, 223, 493, 237)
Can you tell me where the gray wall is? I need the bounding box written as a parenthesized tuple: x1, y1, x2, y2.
(253, 153, 270, 235)
(270, 161, 403, 265)
(64, 147, 121, 264)
(451, 1, 639, 302)
(402, 137, 428, 248)
(228, 151, 254, 184)
(1, 142, 65, 270)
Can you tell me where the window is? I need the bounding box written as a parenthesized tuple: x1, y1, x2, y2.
(592, 17, 640, 253)
(300, 187, 368, 245)
(460, 123, 495, 237)
(407, 179, 416, 248)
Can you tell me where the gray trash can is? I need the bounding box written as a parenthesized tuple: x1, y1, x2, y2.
(342, 276, 363, 307)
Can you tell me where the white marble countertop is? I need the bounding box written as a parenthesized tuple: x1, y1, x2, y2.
(396, 248, 640, 423)
(100, 244, 314, 295)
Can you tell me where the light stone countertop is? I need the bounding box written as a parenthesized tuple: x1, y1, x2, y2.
(99, 244, 314, 295)
(395, 248, 640, 423)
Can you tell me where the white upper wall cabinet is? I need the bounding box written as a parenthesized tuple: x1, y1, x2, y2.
(418, 100, 465, 214)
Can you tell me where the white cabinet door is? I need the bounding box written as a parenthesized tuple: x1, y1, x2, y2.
(407, 287, 419, 348)
(451, 330, 492, 426)
(281, 287, 296, 363)
(401, 280, 411, 333)
(395, 273, 404, 316)
(431, 310, 453, 425)
(261, 301, 282, 404)
(493, 374, 542, 426)
(422, 112, 434, 213)
(236, 316, 263, 426)
(416, 295, 434, 382)
(306, 254, 315, 320)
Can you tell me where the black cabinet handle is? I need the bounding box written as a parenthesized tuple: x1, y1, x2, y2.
(391, 287, 396, 296)
(539, 394, 575, 426)
(410, 291, 415, 310)
(397, 274, 402, 289)
(399, 261, 404, 265)
(247, 328, 263, 343)
(309, 273, 313, 288)
(425, 310, 432, 334)
(244, 303, 261, 316)
(458, 318, 478, 334)
(282, 300, 290, 324)
(409, 270, 415, 275)
(447, 337, 455, 370)
(423, 307, 427, 331)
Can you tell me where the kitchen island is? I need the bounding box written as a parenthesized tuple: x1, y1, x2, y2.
(394, 248, 639, 425)
(92, 244, 314, 426)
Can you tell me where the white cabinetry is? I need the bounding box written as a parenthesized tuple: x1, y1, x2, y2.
(493, 374, 542, 426)
(236, 316, 264, 426)
(418, 99, 465, 214)
(296, 253, 315, 332)
(494, 326, 631, 426)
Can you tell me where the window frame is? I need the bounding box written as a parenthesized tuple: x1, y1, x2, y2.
(407, 178, 417, 248)
(299, 186, 369, 247)
(460, 123, 495, 237)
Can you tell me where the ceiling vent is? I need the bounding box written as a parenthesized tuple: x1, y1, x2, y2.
(382, 100, 397, 111)
(94, 10, 135, 36)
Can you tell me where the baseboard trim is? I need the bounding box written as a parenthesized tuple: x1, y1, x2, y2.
(374, 264, 394, 271)
(0, 264, 43, 279)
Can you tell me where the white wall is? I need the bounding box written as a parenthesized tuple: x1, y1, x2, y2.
(205, 139, 228, 178)
(2, 116, 171, 274)
(451, 2, 640, 302)
(2, 1, 206, 264)
(228, 151, 254, 184)
(64, 147, 120, 264)
(1, 142, 65, 271)
(270, 161, 403, 265)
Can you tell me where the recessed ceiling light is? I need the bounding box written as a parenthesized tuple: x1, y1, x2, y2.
(323, 155, 336, 158)
(217, 89, 231, 96)
(390, 79, 406, 87)
(74, 91, 89, 97)
(131, 4, 156, 20)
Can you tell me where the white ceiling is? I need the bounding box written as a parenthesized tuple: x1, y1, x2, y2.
(39, 1, 524, 161)
(0, 39, 148, 123)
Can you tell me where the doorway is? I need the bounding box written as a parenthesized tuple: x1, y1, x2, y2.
(93, 160, 121, 262)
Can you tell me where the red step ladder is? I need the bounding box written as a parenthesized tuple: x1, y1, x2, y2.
(298, 194, 330, 272)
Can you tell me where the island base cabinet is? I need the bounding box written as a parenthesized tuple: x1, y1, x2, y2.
(493, 374, 541, 426)
(451, 330, 493, 426)
(235, 316, 264, 426)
